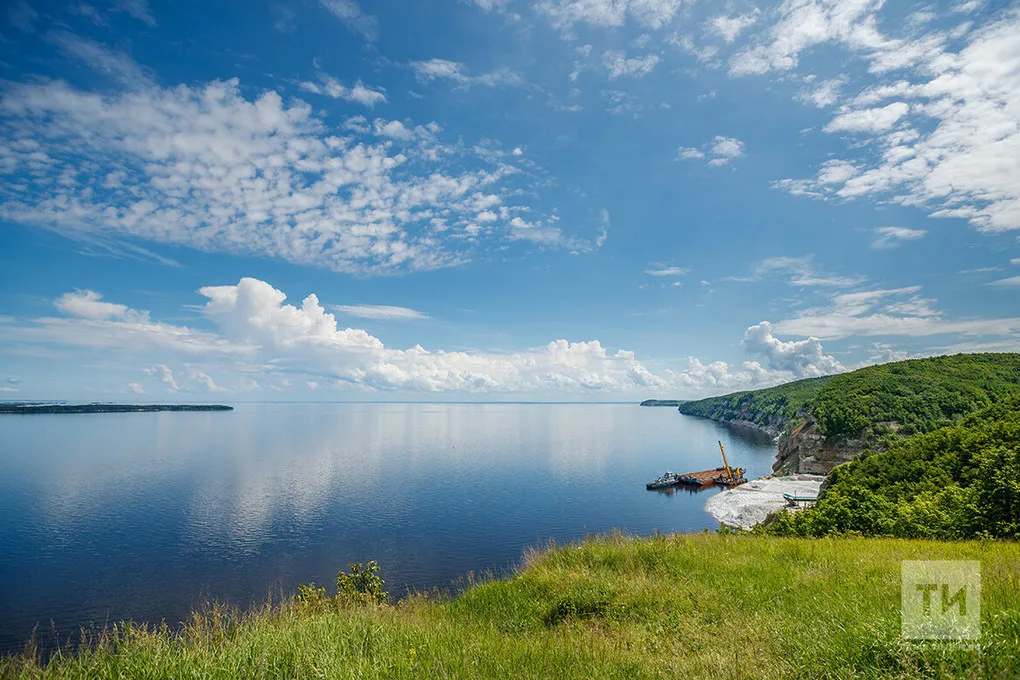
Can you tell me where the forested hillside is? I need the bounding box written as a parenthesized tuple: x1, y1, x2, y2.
(676, 376, 830, 436)
(763, 393, 1020, 539)
(678, 353, 1020, 475)
(813, 353, 1020, 440)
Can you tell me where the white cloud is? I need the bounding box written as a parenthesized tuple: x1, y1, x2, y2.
(47, 31, 151, 88)
(989, 276, 1020, 287)
(54, 289, 141, 322)
(111, 0, 156, 26)
(538, 0, 684, 32)
(463, 0, 509, 10)
(824, 102, 909, 133)
(411, 59, 523, 87)
(742, 321, 845, 377)
(798, 78, 843, 108)
(188, 368, 225, 392)
(0, 72, 575, 275)
(145, 364, 180, 391)
(676, 147, 705, 159)
(331, 304, 431, 320)
(676, 136, 744, 166)
(320, 0, 378, 41)
(739, 254, 865, 287)
(763, 8, 1020, 232)
(4, 277, 860, 397)
(645, 265, 689, 276)
(729, 0, 884, 76)
(871, 226, 926, 249)
(710, 12, 758, 43)
(298, 75, 387, 107)
(602, 50, 660, 79)
(127, 382, 145, 394)
(707, 136, 744, 166)
(773, 286, 1020, 339)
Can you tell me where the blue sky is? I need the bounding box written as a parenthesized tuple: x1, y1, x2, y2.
(0, 0, 1018, 401)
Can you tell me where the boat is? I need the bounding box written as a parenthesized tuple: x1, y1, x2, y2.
(646, 471, 683, 489)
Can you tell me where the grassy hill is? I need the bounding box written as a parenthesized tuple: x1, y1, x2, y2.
(6, 533, 1020, 679)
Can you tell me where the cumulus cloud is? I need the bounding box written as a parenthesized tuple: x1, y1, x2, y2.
(742, 321, 845, 377)
(54, 289, 141, 321)
(871, 226, 926, 249)
(824, 102, 909, 134)
(798, 78, 844, 108)
(188, 368, 225, 392)
(145, 364, 180, 391)
(2, 277, 861, 397)
(710, 12, 758, 43)
(676, 136, 744, 167)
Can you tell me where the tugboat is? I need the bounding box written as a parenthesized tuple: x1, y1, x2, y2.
(646, 471, 683, 490)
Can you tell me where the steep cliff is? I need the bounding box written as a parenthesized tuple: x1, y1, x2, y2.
(773, 415, 878, 475)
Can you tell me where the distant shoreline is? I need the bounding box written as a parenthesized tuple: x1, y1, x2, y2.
(0, 403, 233, 414)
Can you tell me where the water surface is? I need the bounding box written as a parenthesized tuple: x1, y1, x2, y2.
(0, 403, 775, 652)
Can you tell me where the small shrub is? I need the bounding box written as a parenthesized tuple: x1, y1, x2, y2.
(336, 561, 389, 605)
(295, 582, 328, 607)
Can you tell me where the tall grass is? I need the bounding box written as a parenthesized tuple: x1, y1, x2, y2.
(4, 533, 1020, 679)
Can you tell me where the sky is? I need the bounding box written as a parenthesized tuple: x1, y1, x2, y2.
(0, 0, 1018, 401)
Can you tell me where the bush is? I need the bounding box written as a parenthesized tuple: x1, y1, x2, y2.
(336, 561, 389, 605)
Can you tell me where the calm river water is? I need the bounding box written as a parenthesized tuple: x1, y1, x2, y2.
(0, 403, 775, 652)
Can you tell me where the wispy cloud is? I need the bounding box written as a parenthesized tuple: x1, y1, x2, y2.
(46, 31, 151, 88)
(602, 50, 660, 79)
(111, 0, 156, 26)
(298, 74, 387, 106)
(410, 59, 523, 87)
(871, 226, 927, 249)
(645, 265, 689, 277)
(320, 0, 378, 41)
(330, 304, 431, 320)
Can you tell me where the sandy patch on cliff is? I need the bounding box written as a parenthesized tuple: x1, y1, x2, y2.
(705, 475, 825, 530)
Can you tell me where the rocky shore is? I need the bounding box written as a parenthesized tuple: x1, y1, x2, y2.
(705, 475, 825, 529)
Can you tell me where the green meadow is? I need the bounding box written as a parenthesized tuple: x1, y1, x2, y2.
(6, 533, 1019, 679)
